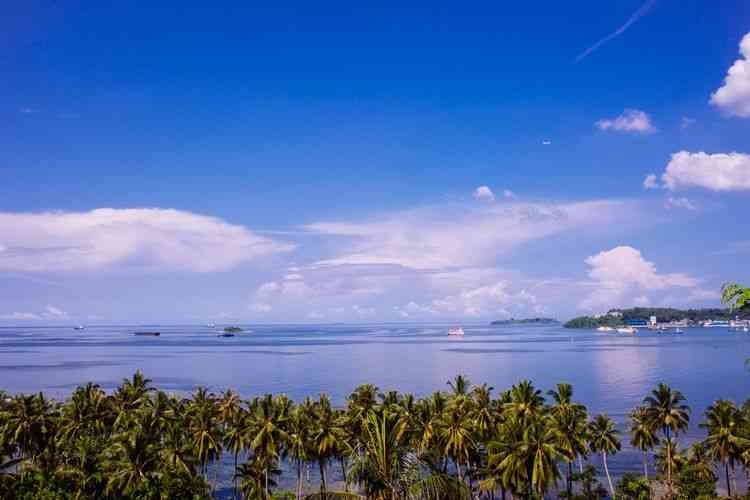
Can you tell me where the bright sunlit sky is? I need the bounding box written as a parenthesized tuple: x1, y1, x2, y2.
(2, 1, 750, 323)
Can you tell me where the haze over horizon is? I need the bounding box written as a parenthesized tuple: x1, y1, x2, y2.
(2, 2, 750, 323)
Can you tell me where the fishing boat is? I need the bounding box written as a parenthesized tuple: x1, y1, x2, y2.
(448, 327, 465, 336)
(218, 333, 235, 338)
(616, 326, 636, 334)
(73, 325, 85, 331)
(133, 331, 160, 336)
(596, 326, 614, 332)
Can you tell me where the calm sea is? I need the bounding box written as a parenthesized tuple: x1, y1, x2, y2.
(1, 323, 748, 488)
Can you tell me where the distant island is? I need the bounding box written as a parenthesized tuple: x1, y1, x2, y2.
(564, 307, 750, 329)
(490, 317, 559, 325)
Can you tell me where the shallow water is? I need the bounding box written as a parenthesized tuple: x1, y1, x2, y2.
(1, 323, 748, 487)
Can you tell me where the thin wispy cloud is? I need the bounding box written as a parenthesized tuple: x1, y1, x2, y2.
(575, 0, 658, 63)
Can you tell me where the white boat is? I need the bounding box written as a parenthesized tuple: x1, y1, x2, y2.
(73, 325, 85, 331)
(674, 328, 684, 334)
(206, 323, 216, 328)
(596, 326, 614, 332)
(617, 327, 637, 334)
(448, 327, 465, 336)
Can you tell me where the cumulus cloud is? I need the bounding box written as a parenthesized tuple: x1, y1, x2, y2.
(595, 109, 656, 134)
(44, 305, 68, 318)
(473, 186, 495, 202)
(0, 208, 293, 273)
(0, 305, 69, 321)
(661, 151, 750, 191)
(306, 200, 635, 270)
(664, 197, 696, 211)
(579, 246, 701, 310)
(643, 174, 658, 189)
(710, 32, 750, 118)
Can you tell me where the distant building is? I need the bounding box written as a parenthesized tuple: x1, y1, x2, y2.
(626, 318, 648, 327)
(608, 310, 623, 318)
(649, 316, 657, 326)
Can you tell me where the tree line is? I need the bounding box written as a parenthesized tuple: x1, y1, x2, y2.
(1, 372, 749, 499)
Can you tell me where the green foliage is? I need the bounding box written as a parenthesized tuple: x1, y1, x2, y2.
(565, 306, 750, 328)
(616, 473, 651, 500)
(0, 372, 747, 499)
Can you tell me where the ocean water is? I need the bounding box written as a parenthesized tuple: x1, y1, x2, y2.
(1, 323, 748, 485)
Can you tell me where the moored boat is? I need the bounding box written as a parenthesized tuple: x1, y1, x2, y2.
(133, 331, 160, 336)
(448, 327, 465, 336)
(596, 326, 614, 332)
(73, 325, 85, 331)
(616, 326, 636, 334)
(218, 333, 235, 338)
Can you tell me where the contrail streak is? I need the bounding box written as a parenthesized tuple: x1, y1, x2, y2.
(575, 0, 658, 63)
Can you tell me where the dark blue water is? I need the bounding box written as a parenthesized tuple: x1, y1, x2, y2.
(1, 323, 748, 486)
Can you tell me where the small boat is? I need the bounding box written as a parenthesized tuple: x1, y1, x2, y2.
(744, 326, 749, 333)
(133, 331, 160, 336)
(73, 325, 85, 331)
(206, 323, 216, 328)
(448, 327, 465, 336)
(596, 326, 614, 332)
(616, 327, 637, 334)
(218, 333, 235, 338)
(674, 328, 684, 334)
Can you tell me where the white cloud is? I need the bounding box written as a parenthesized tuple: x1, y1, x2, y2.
(579, 246, 699, 310)
(503, 189, 517, 199)
(0, 208, 293, 273)
(0, 312, 42, 320)
(664, 197, 696, 211)
(643, 174, 658, 189)
(352, 305, 376, 317)
(661, 151, 750, 191)
(306, 200, 634, 270)
(44, 305, 68, 318)
(575, 0, 657, 62)
(473, 186, 495, 202)
(595, 109, 656, 134)
(680, 117, 696, 129)
(710, 32, 750, 118)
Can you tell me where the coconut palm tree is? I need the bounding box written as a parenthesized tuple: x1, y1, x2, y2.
(311, 394, 347, 499)
(630, 406, 659, 479)
(247, 393, 289, 496)
(701, 399, 749, 497)
(721, 282, 750, 312)
(588, 413, 621, 497)
(643, 383, 689, 489)
(522, 415, 562, 497)
(287, 400, 314, 500)
(439, 396, 474, 483)
(503, 380, 545, 424)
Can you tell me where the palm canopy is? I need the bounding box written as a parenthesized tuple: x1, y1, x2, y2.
(643, 383, 690, 439)
(721, 282, 750, 312)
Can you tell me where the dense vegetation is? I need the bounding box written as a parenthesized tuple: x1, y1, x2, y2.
(490, 318, 559, 325)
(1, 373, 749, 499)
(564, 307, 750, 329)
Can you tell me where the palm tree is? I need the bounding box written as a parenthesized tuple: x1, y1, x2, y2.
(186, 389, 222, 481)
(439, 396, 474, 483)
(103, 412, 161, 496)
(630, 406, 659, 479)
(311, 394, 347, 499)
(721, 282, 750, 312)
(588, 413, 621, 497)
(521, 416, 562, 497)
(287, 400, 314, 500)
(247, 394, 289, 497)
(701, 399, 749, 497)
(548, 382, 587, 495)
(503, 380, 545, 423)
(643, 383, 690, 489)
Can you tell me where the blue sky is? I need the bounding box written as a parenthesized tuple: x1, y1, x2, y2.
(1, 1, 749, 323)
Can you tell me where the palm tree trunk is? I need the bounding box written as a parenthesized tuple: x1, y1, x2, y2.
(457, 460, 463, 482)
(234, 453, 239, 500)
(578, 454, 583, 473)
(725, 461, 731, 498)
(265, 467, 269, 497)
(665, 427, 672, 492)
(567, 461, 573, 497)
(643, 450, 648, 480)
(602, 452, 614, 497)
(319, 459, 327, 499)
(296, 459, 303, 500)
(731, 461, 737, 498)
(340, 457, 349, 492)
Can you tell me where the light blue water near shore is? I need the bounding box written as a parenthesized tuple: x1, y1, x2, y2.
(1, 323, 748, 484)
